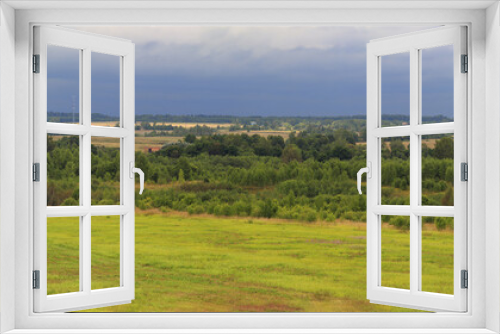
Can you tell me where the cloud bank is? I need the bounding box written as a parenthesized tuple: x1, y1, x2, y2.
(46, 25, 451, 118)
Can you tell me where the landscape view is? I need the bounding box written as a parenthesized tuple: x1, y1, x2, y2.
(46, 112, 454, 312)
(46, 26, 454, 312)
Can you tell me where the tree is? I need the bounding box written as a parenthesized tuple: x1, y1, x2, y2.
(185, 134, 196, 143)
(441, 186, 454, 206)
(445, 166, 454, 183)
(259, 199, 278, 218)
(390, 139, 408, 159)
(434, 137, 454, 159)
(282, 144, 302, 163)
(331, 140, 353, 160)
(175, 157, 193, 180)
(178, 169, 185, 183)
(141, 121, 150, 130)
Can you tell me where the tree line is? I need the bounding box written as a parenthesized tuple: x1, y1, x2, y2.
(47, 129, 454, 230)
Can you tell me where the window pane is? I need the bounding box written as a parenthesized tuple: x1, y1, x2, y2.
(47, 217, 80, 295)
(381, 137, 410, 205)
(421, 45, 454, 124)
(47, 134, 80, 206)
(92, 215, 121, 290)
(47, 45, 80, 124)
(91, 52, 121, 126)
(422, 135, 454, 206)
(381, 215, 410, 290)
(91, 137, 121, 205)
(381, 52, 410, 127)
(421, 216, 454, 294)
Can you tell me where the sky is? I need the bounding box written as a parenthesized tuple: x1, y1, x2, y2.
(47, 25, 454, 119)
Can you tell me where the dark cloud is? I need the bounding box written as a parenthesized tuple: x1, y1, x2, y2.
(48, 26, 452, 118)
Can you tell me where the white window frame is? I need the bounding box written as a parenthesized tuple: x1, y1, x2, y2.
(366, 26, 467, 312)
(33, 25, 136, 313)
(1, 2, 499, 333)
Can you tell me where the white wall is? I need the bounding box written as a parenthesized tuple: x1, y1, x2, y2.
(0, 2, 16, 333)
(486, 2, 500, 332)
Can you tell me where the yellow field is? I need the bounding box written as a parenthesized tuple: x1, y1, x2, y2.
(89, 136, 184, 151)
(91, 121, 121, 127)
(138, 122, 232, 128)
(220, 130, 292, 139)
(91, 121, 232, 128)
(381, 139, 439, 150)
(356, 139, 442, 149)
(135, 136, 183, 151)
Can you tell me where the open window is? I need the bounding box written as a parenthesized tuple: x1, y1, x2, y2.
(33, 26, 137, 312)
(363, 26, 467, 312)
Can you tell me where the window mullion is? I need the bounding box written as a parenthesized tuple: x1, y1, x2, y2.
(82, 47, 92, 294)
(409, 47, 420, 294)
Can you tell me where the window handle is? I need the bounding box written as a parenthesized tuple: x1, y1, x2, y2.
(130, 162, 145, 195)
(357, 162, 371, 195)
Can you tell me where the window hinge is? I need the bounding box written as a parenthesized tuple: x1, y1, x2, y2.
(33, 270, 40, 289)
(461, 162, 468, 182)
(461, 270, 468, 289)
(33, 163, 40, 182)
(461, 54, 468, 73)
(33, 54, 40, 73)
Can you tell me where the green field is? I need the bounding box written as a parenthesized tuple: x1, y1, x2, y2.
(46, 213, 453, 313)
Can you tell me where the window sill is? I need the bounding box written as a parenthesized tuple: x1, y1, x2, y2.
(4, 329, 497, 334)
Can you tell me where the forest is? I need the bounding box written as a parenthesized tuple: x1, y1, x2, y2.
(47, 122, 454, 231)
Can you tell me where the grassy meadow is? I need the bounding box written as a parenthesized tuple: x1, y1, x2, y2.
(46, 212, 453, 313)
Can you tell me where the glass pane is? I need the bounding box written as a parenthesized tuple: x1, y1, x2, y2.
(91, 215, 121, 290)
(381, 215, 410, 289)
(422, 134, 454, 206)
(421, 45, 454, 124)
(381, 52, 410, 127)
(47, 45, 80, 124)
(47, 217, 80, 295)
(421, 216, 454, 294)
(381, 137, 410, 205)
(47, 134, 80, 206)
(91, 137, 121, 205)
(91, 52, 121, 126)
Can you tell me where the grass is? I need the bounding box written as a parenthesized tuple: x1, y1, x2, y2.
(46, 213, 453, 312)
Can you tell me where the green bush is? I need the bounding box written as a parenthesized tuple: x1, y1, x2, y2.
(434, 217, 453, 230)
(389, 216, 410, 231)
(61, 198, 78, 206)
(98, 199, 116, 206)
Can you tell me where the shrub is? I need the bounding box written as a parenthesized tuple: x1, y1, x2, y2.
(435, 217, 447, 230)
(187, 205, 204, 215)
(381, 215, 391, 223)
(61, 198, 78, 206)
(298, 207, 317, 222)
(389, 216, 410, 231)
(98, 199, 116, 206)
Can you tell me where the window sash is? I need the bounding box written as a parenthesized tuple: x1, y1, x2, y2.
(366, 26, 468, 312)
(32, 25, 136, 313)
